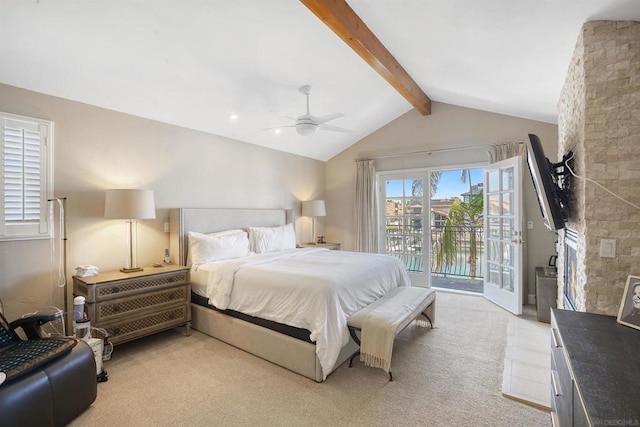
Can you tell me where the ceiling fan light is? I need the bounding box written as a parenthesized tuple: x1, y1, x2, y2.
(296, 123, 319, 136)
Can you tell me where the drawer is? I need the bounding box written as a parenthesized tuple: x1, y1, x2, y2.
(103, 305, 189, 345)
(550, 319, 574, 427)
(90, 270, 189, 301)
(88, 285, 189, 323)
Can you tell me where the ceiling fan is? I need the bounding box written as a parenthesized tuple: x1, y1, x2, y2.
(267, 85, 352, 136)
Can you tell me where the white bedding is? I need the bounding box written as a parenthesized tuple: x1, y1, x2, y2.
(193, 248, 410, 379)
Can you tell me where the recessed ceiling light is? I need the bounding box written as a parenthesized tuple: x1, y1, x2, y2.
(229, 113, 238, 120)
(274, 129, 281, 134)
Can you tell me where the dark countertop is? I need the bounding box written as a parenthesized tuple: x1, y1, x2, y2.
(552, 309, 640, 424)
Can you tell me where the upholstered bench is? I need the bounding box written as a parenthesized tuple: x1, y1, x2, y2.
(347, 287, 436, 380)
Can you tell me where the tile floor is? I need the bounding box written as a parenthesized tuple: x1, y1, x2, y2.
(502, 315, 551, 411)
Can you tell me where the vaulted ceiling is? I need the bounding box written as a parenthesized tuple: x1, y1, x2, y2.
(1, 1, 638, 161)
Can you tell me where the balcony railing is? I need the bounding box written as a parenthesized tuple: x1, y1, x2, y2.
(385, 225, 484, 279)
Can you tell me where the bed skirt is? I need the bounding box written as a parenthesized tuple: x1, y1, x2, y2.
(190, 302, 358, 382)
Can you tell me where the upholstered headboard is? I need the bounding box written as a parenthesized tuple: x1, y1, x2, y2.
(168, 208, 289, 266)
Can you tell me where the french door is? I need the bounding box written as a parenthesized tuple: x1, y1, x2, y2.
(483, 156, 523, 314)
(378, 172, 429, 286)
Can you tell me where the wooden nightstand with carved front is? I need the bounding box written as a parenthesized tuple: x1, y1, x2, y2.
(73, 264, 190, 345)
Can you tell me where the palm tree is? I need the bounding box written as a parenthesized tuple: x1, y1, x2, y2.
(411, 172, 442, 198)
(436, 191, 484, 277)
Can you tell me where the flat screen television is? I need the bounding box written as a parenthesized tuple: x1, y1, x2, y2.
(525, 133, 568, 231)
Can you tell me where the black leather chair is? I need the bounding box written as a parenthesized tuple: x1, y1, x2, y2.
(0, 309, 97, 426)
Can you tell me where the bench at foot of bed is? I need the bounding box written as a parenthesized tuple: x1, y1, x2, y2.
(347, 287, 436, 381)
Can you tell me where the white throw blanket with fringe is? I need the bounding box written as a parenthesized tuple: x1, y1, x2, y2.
(360, 291, 429, 373)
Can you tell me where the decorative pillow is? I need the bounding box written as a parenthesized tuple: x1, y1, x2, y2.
(249, 223, 296, 254)
(188, 231, 250, 265)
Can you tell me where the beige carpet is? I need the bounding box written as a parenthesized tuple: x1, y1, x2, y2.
(71, 292, 551, 427)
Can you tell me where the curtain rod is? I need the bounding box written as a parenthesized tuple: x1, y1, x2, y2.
(355, 141, 523, 161)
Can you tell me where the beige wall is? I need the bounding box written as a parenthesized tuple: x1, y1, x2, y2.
(0, 84, 325, 321)
(0, 84, 562, 320)
(325, 102, 560, 298)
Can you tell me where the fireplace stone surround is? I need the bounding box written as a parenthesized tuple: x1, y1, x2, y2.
(557, 21, 640, 315)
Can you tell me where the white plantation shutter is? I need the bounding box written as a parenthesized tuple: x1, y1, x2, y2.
(0, 113, 52, 239)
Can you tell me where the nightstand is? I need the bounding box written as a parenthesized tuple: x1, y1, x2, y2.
(73, 264, 191, 345)
(297, 242, 341, 250)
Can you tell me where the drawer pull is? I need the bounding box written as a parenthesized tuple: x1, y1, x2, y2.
(551, 370, 562, 397)
(112, 286, 120, 293)
(113, 305, 121, 312)
(551, 328, 562, 348)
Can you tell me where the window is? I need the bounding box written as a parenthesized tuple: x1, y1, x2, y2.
(0, 112, 52, 240)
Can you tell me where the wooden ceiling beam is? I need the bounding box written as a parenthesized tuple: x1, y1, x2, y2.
(300, 0, 431, 116)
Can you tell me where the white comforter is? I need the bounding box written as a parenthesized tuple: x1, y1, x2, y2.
(196, 248, 410, 379)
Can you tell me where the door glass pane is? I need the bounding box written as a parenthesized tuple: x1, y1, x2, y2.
(488, 195, 500, 215)
(404, 235, 422, 254)
(406, 216, 423, 234)
(501, 167, 514, 191)
(489, 217, 500, 238)
(502, 192, 513, 215)
(503, 243, 514, 267)
(386, 180, 403, 197)
(489, 264, 500, 284)
(488, 170, 499, 193)
(408, 179, 423, 197)
(406, 198, 422, 215)
(502, 268, 514, 291)
(386, 216, 402, 233)
(386, 198, 404, 215)
(488, 240, 500, 263)
(502, 218, 514, 240)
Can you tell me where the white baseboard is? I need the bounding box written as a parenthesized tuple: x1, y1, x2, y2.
(527, 294, 536, 305)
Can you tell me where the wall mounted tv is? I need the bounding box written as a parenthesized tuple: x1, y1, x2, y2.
(525, 134, 571, 231)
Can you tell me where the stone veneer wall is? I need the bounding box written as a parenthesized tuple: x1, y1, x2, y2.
(557, 21, 640, 315)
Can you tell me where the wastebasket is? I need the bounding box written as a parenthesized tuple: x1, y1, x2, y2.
(535, 267, 557, 323)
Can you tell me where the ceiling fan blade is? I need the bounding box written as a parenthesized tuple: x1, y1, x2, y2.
(262, 125, 297, 131)
(271, 111, 297, 121)
(319, 123, 352, 133)
(314, 113, 344, 124)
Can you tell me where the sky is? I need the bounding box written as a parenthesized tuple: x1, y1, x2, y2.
(385, 168, 484, 199)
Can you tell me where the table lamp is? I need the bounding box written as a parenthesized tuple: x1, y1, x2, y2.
(302, 200, 326, 244)
(104, 189, 156, 273)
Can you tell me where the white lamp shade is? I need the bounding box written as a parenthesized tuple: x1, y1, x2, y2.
(302, 200, 326, 217)
(104, 189, 156, 220)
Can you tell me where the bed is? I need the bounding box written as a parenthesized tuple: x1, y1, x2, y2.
(168, 208, 410, 381)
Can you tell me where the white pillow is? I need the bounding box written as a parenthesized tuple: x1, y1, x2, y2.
(207, 229, 245, 238)
(188, 231, 250, 265)
(249, 223, 296, 254)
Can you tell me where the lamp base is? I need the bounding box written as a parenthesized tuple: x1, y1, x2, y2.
(120, 267, 143, 273)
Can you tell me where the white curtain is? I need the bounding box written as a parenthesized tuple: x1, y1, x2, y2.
(488, 141, 525, 163)
(355, 159, 378, 253)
